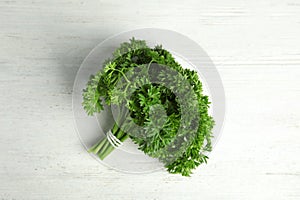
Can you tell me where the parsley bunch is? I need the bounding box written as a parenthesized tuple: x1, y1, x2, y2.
(83, 38, 214, 176)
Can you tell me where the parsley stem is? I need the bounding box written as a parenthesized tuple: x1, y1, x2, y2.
(88, 138, 105, 154)
(98, 140, 110, 159)
(99, 141, 113, 160)
(99, 133, 129, 160)
(97, 122, 129, 160)
(113, 69, 130, 83)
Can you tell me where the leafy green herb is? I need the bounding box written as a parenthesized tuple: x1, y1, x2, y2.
(83, 38, 214, 176)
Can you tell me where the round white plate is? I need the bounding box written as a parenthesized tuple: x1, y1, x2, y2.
(72, 28, 225, 174)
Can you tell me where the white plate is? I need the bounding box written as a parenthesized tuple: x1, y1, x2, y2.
(72, 28, 225, 174)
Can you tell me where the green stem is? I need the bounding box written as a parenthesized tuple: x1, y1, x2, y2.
(113, 69, 130, 83)
(89, 119, 130, 160)
(99, 126, 129, 160)
(120, 133, 129, 142)
(99, 142, 114, 160)
(98, 139, 110, 159)
(98, 126, 119, 159)
(99, 132, 129, 160)
(88, 138, 105, 154)
(87, 125, 117, 155)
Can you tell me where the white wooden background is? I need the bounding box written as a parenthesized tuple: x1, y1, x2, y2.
(0, 0, 299, 199)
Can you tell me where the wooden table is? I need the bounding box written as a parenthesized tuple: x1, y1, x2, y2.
(0, 0, 299, 199)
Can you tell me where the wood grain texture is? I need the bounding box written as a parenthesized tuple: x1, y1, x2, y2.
(0, 0, 299, 199)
